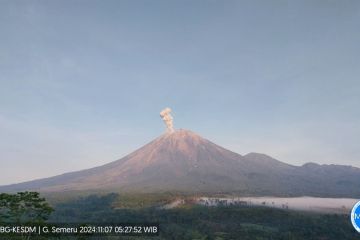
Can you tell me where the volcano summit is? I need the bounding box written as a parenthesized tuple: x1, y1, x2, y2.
(1, 129, 360, 197)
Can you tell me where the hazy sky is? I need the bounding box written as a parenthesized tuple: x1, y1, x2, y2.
(1, 0, 359, 185)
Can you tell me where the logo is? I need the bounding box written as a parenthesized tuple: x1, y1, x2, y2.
(351, 200, 360, 233)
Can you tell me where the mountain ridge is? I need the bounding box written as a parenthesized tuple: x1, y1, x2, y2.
(1, 129, 360, 197)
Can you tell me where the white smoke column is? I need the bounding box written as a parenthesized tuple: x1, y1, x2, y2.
(160, 107, 174, 133)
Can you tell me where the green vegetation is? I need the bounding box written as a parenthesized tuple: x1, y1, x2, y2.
(0, 192, 53, 223)
(0, 192, 358, 239)
(113, 192, 180, 209)
(0, 192, 54, 240)
(50, 193, 358, 240)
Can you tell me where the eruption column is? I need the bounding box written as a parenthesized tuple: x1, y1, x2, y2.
(160, 107, 174, 133)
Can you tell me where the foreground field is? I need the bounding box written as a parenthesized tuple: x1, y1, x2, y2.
(47, 193, 359, 240)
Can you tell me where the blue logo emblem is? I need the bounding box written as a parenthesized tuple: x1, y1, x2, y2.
(351, 200, 360, 233)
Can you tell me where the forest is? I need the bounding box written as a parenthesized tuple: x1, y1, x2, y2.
(0, 192, 358, 240)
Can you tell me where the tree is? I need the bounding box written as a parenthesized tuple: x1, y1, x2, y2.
(0, 192, 53, 223)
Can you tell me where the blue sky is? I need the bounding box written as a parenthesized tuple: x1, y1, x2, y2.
(0, 0, 359, 185)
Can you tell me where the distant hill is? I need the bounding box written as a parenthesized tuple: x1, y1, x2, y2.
(1, 129, 360, 197)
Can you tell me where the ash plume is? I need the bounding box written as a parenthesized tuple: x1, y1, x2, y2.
(160, 107, 174, 133)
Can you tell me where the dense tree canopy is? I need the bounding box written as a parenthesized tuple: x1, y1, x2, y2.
(0, 192, 53, 223)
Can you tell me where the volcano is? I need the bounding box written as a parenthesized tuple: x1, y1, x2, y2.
(1, 129, 360, 197)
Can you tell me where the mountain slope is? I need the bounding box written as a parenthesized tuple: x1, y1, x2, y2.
(1, 129, 360, 197)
